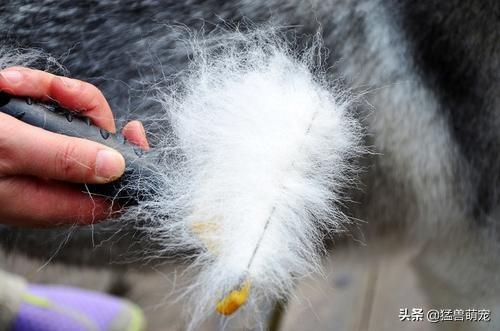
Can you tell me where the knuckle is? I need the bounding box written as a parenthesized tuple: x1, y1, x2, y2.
(86, 81, 103, 96)
(0, 176, 16, 193)
(0, 159, 13, 175)
(83, 83, 104, 109)
(0, 123, 16, 175)
(54, 142, 86, 180)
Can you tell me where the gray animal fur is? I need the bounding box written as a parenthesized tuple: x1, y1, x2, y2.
(1, 0, 500, 328)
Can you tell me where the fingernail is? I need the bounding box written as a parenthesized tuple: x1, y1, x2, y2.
(138, 121, 146, 137)
(95, 149, 125, 183)
(59, 77, 78, 89)
(0, 70, 23, 85)
(137, 122, 150, 150)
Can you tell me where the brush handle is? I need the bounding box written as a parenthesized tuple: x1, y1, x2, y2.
(0, 92, 157, 204)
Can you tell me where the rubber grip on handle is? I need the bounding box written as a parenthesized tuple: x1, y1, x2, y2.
(0, 92, 157, 204)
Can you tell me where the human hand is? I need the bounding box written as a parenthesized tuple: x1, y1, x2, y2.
(0, 67, 149, 227)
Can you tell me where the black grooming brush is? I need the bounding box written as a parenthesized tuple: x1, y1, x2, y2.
(0, 92, 159, 205)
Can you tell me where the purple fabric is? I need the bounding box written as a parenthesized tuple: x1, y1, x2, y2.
(11, 285, 126, 331)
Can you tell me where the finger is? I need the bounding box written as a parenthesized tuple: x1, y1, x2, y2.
(0, 176, 117, 227)
(122, 120, 150, 150)
(0, 67, 116, 132)
(0, 113, 125, 184)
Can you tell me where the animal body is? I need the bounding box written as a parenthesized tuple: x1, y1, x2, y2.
(1, 1, 500, 330)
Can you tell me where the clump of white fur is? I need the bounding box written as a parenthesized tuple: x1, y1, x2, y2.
(119, 29, 363, 329)
(0, 46, 64, 73)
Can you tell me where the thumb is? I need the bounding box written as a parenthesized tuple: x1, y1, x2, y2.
(0, 113, 125, 184)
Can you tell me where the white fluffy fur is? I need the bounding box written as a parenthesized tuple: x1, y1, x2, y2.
(120, 30, 363, 328)
(0, 46, 64, 73)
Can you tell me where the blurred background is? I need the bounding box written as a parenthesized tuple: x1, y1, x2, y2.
(3, 236, 497, 331)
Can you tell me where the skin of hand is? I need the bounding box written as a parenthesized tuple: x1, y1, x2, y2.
(0, 67, 149, 227)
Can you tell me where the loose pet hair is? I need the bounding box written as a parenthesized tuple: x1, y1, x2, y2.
(1, 0, 500, 329)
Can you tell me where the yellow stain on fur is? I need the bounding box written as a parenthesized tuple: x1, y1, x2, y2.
(190, 219, 221, 254)
(216, 281, 251, 315)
